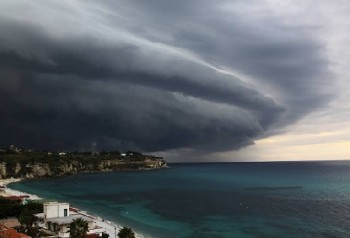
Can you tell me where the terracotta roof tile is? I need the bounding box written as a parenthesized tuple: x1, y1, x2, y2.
(0, 226, 31, 238)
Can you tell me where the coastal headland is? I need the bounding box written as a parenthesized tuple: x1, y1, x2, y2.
(0, 145, 167, 179)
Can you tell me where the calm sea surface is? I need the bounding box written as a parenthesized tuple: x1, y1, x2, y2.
(9, 161, 350, 238)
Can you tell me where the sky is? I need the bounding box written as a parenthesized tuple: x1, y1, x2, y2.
(0, 0, 349, 162)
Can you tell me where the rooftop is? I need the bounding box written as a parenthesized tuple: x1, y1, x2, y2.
(0, 218, 21, 228)
(34, 211, 79, 219)
(0, 225, 31, 238)
(47, 214, 94, 225)
(33, 213, 45, 219)
(44, 201, 69, 205)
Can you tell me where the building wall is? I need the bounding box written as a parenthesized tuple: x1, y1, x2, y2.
(87, 221, 94, 229)
(44, 202, 70, 218)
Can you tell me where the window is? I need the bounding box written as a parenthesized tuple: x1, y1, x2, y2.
(64, 209, 68, 217)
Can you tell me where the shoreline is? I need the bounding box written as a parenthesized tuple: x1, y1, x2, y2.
(0, 178, 41, 200)
(1, 178, 149, 238)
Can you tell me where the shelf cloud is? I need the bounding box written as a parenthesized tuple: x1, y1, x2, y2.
(0, 0, 333, 156)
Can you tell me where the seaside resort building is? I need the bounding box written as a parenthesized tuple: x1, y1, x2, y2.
(34, 202, 104, 238)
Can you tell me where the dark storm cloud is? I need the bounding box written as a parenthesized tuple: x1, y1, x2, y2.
(0, 1, 332, 155)
(100, 0, 332, 120)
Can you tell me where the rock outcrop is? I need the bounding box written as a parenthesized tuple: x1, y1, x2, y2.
(0, 155, 167, 179)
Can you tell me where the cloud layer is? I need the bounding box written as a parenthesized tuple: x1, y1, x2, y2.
(0, 0, 332, 155)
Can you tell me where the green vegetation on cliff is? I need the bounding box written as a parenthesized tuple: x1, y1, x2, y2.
(0, 146, 167, 179)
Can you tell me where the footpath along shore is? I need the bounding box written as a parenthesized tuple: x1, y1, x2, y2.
(0, 178, 148, 238)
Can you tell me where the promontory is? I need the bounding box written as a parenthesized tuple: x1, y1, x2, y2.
(0, 145, 167, 179)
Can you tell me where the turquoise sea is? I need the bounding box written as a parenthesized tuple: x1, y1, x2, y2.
(9, 161, 350, 238)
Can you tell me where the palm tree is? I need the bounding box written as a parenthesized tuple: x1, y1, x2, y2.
(69, 218, 89, 238)
(101, 232, 110, 238)
(117, 227, 135, 238)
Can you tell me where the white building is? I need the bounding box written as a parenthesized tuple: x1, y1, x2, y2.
(44, 202, 70, 219)
(35, 202, 104, 238)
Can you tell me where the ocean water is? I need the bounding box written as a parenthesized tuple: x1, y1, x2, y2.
(9, 161, 350, 238)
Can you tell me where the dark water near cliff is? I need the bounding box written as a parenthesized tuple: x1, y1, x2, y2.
(9, 161, 350, 238)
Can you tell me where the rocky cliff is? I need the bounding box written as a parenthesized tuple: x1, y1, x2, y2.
(0, 154, 167, 179)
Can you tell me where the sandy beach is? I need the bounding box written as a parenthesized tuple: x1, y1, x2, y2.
(0, 178, 148, 238)
(0, 178, 41, 200)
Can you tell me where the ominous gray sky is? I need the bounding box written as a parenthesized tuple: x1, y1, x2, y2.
(1, 0, 347, 161)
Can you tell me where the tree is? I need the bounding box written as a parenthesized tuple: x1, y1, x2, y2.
(27, 227, 41, 238)
(0, 197, 22, 219)
(69, 218, 89, 238)
(101, 232, 110, 238)
(19, 208, 38, 229)
(118, 227, 135, 238)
